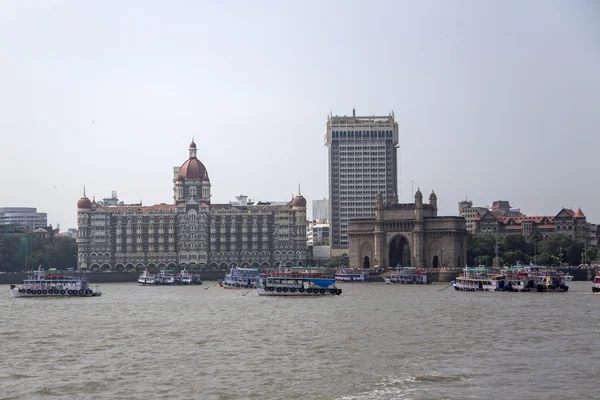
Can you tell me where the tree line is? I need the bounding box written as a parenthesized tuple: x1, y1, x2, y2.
(467, 233, 598, 267)
(0, 236, 78, 272)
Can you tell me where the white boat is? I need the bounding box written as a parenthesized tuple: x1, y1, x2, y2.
(138, 268, 201, 285)
(10, 267, 102, 297)
(593, 272, 600, 293)
(257, 266, 341, 296)
(219, 267, 262, 289)
(138, 270, 156, 285)
(384, 267, 429, 285)
(453, 267, 507, 292)
(335, 267, 370, 282)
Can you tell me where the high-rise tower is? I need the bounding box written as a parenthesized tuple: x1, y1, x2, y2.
(324, 109, 399, 254)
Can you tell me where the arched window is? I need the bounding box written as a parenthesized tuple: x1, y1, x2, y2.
(189, 186, 197, 197)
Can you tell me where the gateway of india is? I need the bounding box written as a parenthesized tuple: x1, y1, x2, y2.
(76, 140, 309, 271)
(348, 189, 468, 270)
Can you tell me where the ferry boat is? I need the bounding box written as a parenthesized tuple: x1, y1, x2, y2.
(384, 267, 429, 285)
(138, 270, 157, 285)
(138, 269, 201, 286)
(9, 267, 102, 297)
(335, 267, 370, 282)
(219, 267, 262, 288)
(593, 271, 600, 293)
(453, 267, 507, 291)
(257, 266, 342, 296)
(521, 265, 568, 292)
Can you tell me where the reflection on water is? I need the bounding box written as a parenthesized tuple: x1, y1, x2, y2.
(1, 281, 598, 399)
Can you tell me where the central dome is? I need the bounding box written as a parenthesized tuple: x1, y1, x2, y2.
(179, 157, 208, 180)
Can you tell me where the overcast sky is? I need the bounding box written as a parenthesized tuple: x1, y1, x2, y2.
(0, 0, 598, 230)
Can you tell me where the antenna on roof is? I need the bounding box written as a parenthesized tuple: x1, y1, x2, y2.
(83, 185, 86, 197)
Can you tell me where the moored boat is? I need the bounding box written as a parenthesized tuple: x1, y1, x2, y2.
(593, 271, 600, 293)
(335, 267, 370, 282)
(219, 267, 261, 288)
(384, 267, 429, 285)
(257, 266, 342, 296)
(10, 267, 102, 298)
(453, 267, 507, 291)
(138, 268, 202, 286)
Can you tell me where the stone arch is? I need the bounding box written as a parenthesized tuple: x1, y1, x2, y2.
(125, 263, 135, 271)
(388, 233, 412, 268)
(101, 263, 112, 271)
(219, 262, 228, 270)
(146, 263, 157, 271)
(209, 262, 219, 270)
(135, 263, 145, 271)
(363, 256, 371, 269)
(240, 261, 250, 267)
(90, 263, 101, 272)
(114, 263, 125, 271)
(359, 241, 373, 268)
(251, 261, 260, 268)
(432, 255, 439, 268)
(261, 261, 270, 268)
(156, 262, 167, 271)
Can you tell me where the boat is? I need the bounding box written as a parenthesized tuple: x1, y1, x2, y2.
(524, 265, 569, 292)
(335, 267, 370, 282)
(593, 271, 600, 293)
(9, 267, 102, 297)
(138, 268, 202, 286)
(257, 266, 342, 296)
(384, 267, 429, 285)
(564, 274, 574, 282)
(138, 270, 157, 285)
(453, 267, 507, 291)
(218, 267, 262, 288)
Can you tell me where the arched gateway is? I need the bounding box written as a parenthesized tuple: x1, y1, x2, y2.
(348, 190, 467, 269)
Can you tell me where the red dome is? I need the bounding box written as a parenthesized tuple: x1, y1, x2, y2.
(179, 157, 208, 180)
(176, 175, 185, 182)
(189, 140, 197, 149)
(291, 195, 306, 207)
(77, 197, 92, 209)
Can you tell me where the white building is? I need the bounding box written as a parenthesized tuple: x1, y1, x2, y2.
(324, 109, 399, 254)
(307, 221, 330, 247)
(0, 207, 48, 230)
(458, 200, 489, 233)
(312, 198, 329, 221)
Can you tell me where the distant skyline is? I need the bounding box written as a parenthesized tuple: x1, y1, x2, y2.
(1, 0, 598, 230)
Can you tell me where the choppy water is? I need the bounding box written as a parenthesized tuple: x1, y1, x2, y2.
(1, 281, 599, 400)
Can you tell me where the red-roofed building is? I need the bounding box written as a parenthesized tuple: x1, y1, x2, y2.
(474, 207, 597, 246)
(76, 141, 309, 271)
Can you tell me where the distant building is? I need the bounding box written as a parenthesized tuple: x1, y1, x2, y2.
(62, 228, 78, 239)
(76, 141, 309, 271)
(0, 207, 47, 230)
(459, 199, 523, 233)
(307, 221, 329, 246)
(312, 198, 329, 221)
(458, 200, 489, 233)
(490, 200, 522, 217)
(325, 109, 398, 255)
(474, 207, 597, 246)
(228, 194, 289, 207)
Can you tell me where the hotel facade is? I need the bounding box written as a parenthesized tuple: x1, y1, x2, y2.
(76, 141, 309, 271)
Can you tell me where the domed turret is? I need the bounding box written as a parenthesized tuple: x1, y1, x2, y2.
(77, 196, 92, 209)
(292, 195, 307, 208)
(415, 188, 423, 200)
(291, 184, 306, 207)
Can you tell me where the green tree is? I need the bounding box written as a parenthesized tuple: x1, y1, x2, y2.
(585, 247, 599, 264)
(327, 253, 349, 268)
(25, 237, 77, 270)
(0, 237, 20, 272)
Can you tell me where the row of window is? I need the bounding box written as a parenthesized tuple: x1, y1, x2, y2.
(331, 130, 394, 139)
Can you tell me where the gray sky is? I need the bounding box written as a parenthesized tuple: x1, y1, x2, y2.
(1, 0, 598, 230)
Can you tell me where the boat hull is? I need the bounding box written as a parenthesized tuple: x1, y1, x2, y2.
(257, 288, 341, 296)
(384, 277, 429, 285)
(593, 286, 600, 293)
(10, 288, 101, 297)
